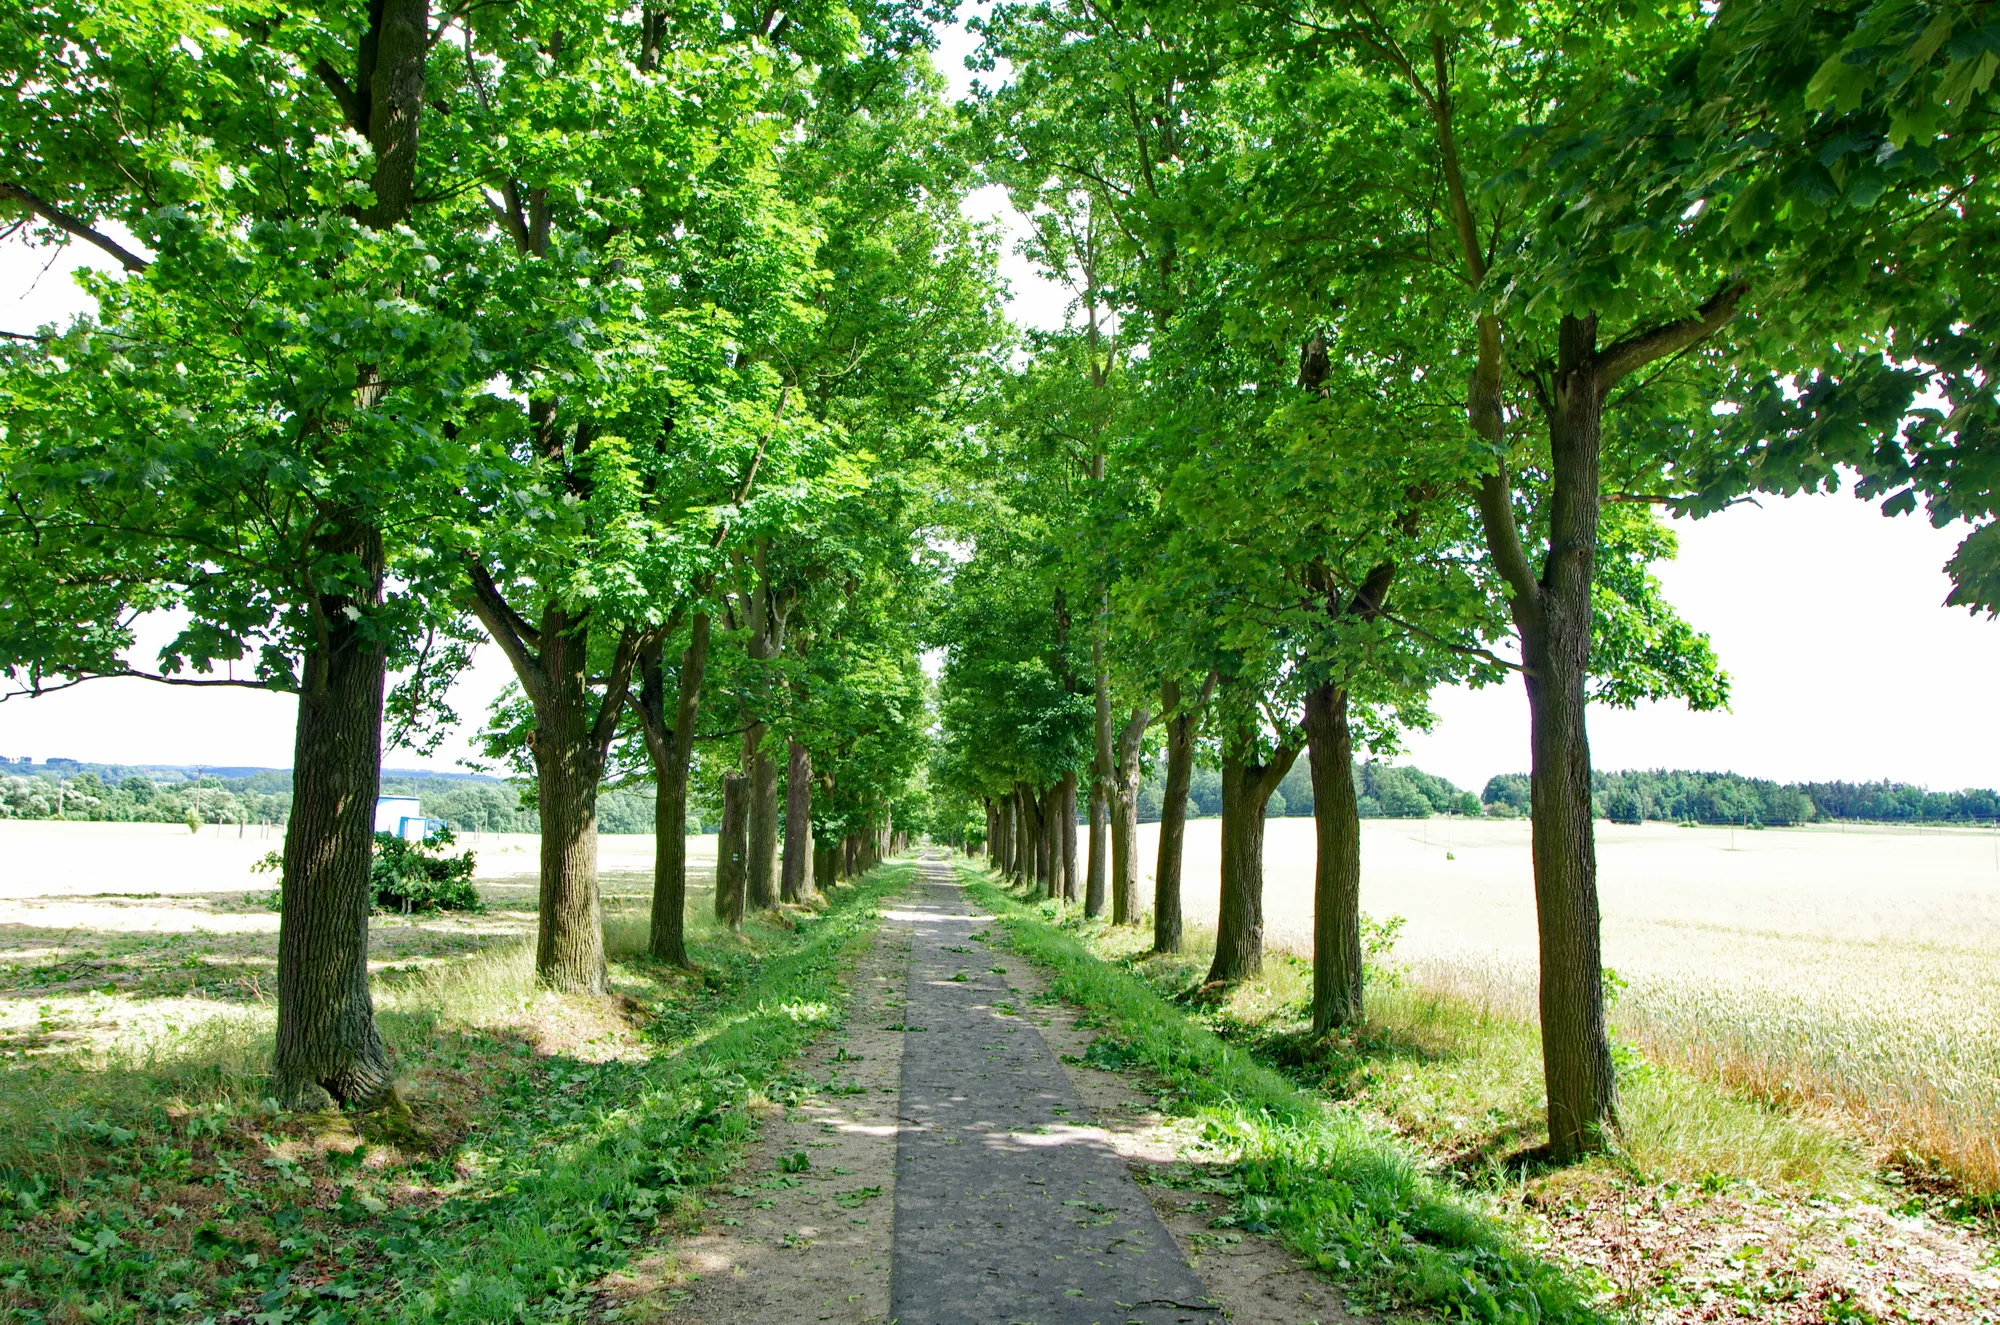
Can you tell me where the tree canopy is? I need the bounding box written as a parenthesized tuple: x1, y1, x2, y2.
(3, 0, 1990, 1156)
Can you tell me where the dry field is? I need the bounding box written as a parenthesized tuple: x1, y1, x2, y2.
(0, 819, 716, 1057)
(1138, 816, 2000, 1193)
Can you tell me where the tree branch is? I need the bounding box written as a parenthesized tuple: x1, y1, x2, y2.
(0, 183, 149, 273)
(1596, 280, 1749, 388)
(589, 628, 646, 755)
(2, 668, 277, 701)
(312, 58, 363, 131)
(1474, 467, 1541, 622)
(462, 558, 547, 703)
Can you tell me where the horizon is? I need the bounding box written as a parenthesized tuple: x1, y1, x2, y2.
(5, 752, 1996, 799)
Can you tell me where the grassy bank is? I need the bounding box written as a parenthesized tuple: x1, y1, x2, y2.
(0, 864, 910, 1323)
(960, 867, 1608, 1324)
(967, 863, 2000, 1323)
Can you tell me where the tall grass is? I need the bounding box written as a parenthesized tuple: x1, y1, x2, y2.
(1401, 950, 1999, 1199)
(1619, 970, 2000, 1197)
(1086, 915, 1867, 1196)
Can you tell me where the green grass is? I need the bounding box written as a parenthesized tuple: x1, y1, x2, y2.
(1096, 924, 1869, 1197)
(961, 867, 1609, 1324)
(0, 864, 910, 1323)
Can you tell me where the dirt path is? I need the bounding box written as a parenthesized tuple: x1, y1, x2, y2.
(890, 861, 1224, 1325)
(631, 904, 914, 1325)
(650, 858, 1334, 1325)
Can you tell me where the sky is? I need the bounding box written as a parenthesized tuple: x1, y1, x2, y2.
(2, 16, 1995, 792)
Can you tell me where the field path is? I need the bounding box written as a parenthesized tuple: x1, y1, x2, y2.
(889, 858, 1222, 1325)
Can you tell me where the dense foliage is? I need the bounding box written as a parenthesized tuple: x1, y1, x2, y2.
(2, 0, 1992, 1170)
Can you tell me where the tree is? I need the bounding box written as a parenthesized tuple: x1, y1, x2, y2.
(0, 0, 476, 1106)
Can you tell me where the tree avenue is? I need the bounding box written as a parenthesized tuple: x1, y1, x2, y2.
(3, 0, 1988, 1179)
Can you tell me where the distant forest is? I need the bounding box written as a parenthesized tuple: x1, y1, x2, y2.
(3, 757, 1993, 831)
(1138, 762, 2000, 826)
(0, 758, 658, 834)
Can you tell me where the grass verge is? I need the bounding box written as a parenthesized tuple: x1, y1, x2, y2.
(1, 863, 910, 1323)
(961, 866, 1608, 1324)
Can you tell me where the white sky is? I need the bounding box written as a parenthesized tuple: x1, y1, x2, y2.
(2, 13, 1994, 792)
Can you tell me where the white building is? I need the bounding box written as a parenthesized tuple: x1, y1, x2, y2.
(374, 796, 427, 841)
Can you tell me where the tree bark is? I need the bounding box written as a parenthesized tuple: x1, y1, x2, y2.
(528, 608, 610, 994)
(782, 739, 812, 903)
(744, 727, 779, 909)
(1206, 727, 1300, 986)
(1088, 615, 1112, 912)
(738, 540, 788, 911)
(272, 0, 428, 1108)
(814, 842, 838, 893)
(1305, 683, 1364, 1033)
(1153, 679, 1196, 955)
(1110, 704, 1151, 924)
(1524, 313, 1617, 1159)
(715, 771, 749, 931)
(1059, 771, 1079, 901)
(640, 614, 708, 967)
(1041, 784, 1063, 898)
(274, 521, 392, 1109)
(1085, 780, 1108, 915)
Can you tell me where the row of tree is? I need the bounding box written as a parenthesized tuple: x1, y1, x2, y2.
(930, 0, 1998, 1162)
(1, 0, 992, 1107)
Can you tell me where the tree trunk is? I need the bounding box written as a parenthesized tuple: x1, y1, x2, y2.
(1109, 784, 1137, 923)
(1305, 683, 1363, 1033)
(1154, 680, 1195, 955)
(994, 797, 1012, 875)
(643, 614, 708, 967)
(715, 771, 749, 931)
(274, 523, 392, 1109)
(814, 842, 838, 893)
(1206, 729, 1300, 986)
(1059, 771, 1078, 901)
(529, 610, 607, 994)
(1014, 784, 1033, 885)
(1110, 705, 1150, 925)
(1041, 784, 1062, 898)
(745, 726, 779, 909)
(782, 739, 812, 903)
(1524, 313, 1617, 1160)
(1085, 780, 1108, 916)
(273, 0, 425, 1108)
(844, 833, 859, 879)
(1088, 617, 1112, 913)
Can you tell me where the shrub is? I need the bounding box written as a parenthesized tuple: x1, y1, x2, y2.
(254, 829, 482, 914)
(370, 827, 481, 913)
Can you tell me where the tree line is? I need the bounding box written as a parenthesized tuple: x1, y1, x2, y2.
(1, 0, 987, 1109)
(1532, 770, 2000, 826)
(926, 0, 1999, 1165)
(4, 0, 1994, 1166)
(1131, 759, 1478, 823)
(0, 764, 672, 833)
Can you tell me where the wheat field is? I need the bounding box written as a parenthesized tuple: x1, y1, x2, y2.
(1137, 815, 2000, 1193)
